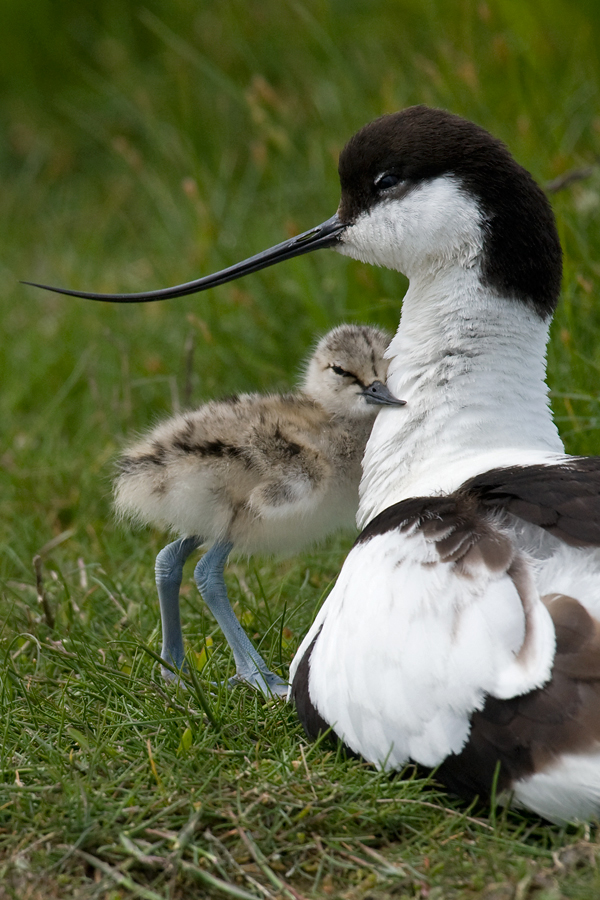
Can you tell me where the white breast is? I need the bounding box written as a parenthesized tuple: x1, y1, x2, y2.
(357, 276, 564, 526)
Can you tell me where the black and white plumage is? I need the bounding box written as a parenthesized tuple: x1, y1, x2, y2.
(115, 324, 403, 696)
(287, 109, 600, 824)
(27, 107, 600, 822)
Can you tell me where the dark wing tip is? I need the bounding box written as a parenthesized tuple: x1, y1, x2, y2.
(20, 280, 178, 303)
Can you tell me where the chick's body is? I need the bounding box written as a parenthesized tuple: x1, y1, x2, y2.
(113, 324, 402, 695)
(116, 393, 368, 556)
(115, 324, 395, 556)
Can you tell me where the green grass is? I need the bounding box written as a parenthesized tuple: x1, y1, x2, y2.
(2, 0, 600, 896)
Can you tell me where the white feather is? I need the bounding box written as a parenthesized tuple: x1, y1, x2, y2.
(289, 524, 555, 769)
(512, 751, 600, 824)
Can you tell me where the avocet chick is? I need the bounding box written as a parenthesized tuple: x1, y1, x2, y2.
(115, 324, 404, 696)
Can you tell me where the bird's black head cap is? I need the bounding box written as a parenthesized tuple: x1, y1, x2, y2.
(337, 106, 562, 319)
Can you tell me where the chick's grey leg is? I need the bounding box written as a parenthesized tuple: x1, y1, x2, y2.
(194, 541, 288, 697)
(155, 536, 201, 680)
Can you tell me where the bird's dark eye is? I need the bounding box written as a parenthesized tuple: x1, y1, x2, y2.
(375, 172, 401, 191)
(331, 365, 353, 377)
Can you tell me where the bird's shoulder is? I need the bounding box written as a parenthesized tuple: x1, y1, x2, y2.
(463, 457, 600, 547)
(358, 458, 600, 549)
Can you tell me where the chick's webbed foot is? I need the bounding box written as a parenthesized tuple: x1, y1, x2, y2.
(229, 672, 289, 697)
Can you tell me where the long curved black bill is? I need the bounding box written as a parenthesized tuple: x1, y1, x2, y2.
(22, 213, 345, 303)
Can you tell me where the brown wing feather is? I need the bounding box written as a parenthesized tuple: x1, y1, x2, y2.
(464, 458, 600, 546)
(435, 593, 600, 803)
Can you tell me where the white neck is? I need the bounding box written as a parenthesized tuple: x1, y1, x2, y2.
(358, 265, 564, 527)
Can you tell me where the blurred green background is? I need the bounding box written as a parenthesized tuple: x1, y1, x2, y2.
(2, 0, 600, 563)
(2, 3, 600, 894)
